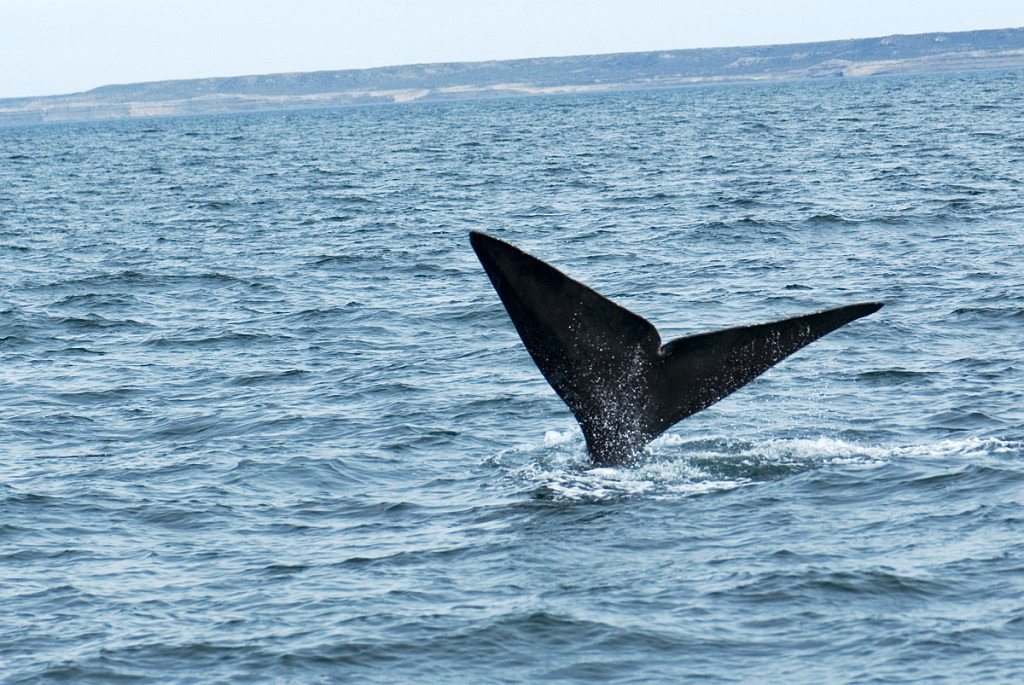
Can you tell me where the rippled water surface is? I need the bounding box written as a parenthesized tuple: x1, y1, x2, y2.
(3, 70, 1024, 682)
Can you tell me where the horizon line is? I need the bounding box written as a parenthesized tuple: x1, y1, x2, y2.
(7, 24, 1022, 102)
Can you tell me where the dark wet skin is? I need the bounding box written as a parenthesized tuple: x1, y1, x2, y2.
(470, 231, 882, 465)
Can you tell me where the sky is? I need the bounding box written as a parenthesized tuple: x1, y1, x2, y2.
(1, 0, 1022, 99)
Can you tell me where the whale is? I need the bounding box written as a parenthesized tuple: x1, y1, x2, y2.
(470, 230, 882, 466)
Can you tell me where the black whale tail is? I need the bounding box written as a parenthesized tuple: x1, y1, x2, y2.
(470, 231, 882, 465)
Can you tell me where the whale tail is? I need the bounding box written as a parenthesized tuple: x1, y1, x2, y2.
(470, 231, 881, 465)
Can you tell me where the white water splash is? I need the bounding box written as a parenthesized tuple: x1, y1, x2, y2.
(499, 430, 1022, 503)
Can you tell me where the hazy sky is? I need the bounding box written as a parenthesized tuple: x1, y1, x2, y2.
(2, 0, 1022, 98)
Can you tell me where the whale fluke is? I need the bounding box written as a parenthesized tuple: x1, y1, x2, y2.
(470, 231, 882, 466)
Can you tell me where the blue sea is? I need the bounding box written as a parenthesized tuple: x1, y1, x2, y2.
(2, 69, 1024, 683)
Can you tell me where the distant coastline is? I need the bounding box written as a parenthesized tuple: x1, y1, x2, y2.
(3, 27, 1023, 127)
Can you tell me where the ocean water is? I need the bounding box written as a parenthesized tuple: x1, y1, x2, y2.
(2, 69, 1024, 683)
